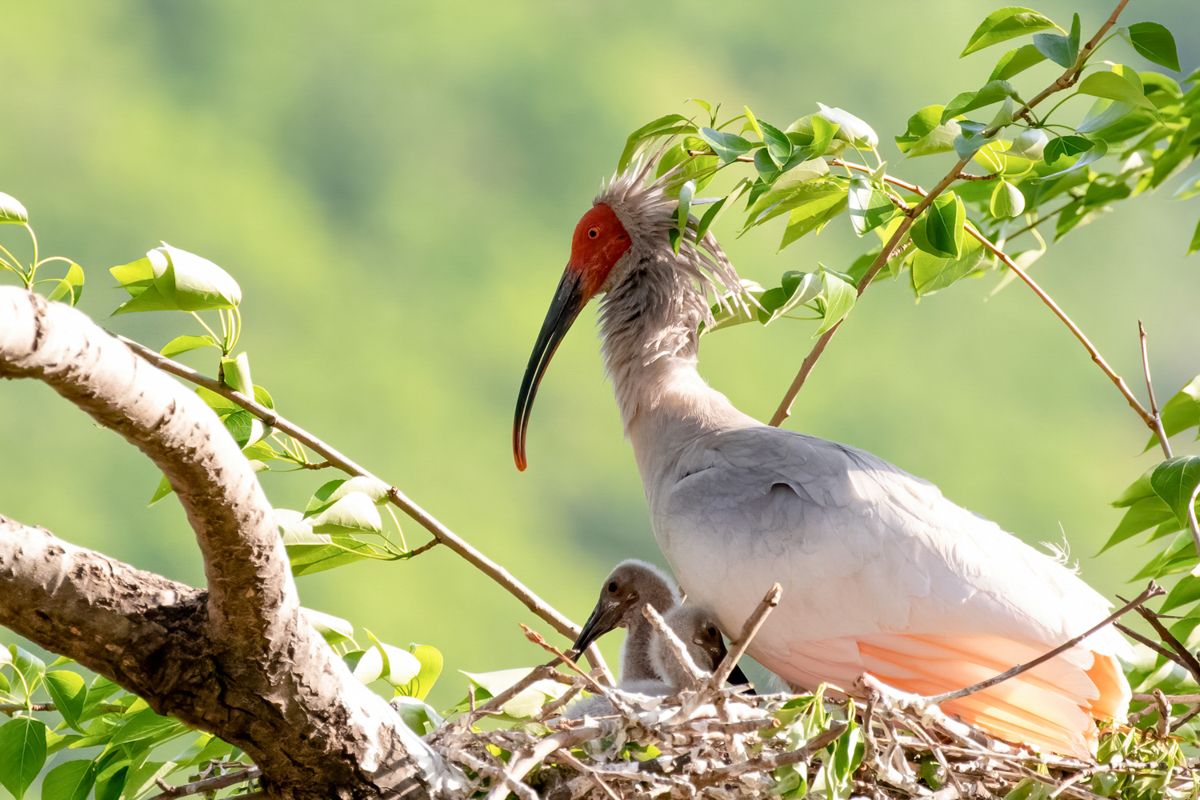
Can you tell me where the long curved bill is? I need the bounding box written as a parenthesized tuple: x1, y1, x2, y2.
(513, 267, 587, 471)
(570, 592, 628, 657)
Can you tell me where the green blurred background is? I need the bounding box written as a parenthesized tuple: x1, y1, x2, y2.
(0, 0, 1197, 716)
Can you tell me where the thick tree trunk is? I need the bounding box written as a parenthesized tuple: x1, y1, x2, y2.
(0, 288, 463, 799)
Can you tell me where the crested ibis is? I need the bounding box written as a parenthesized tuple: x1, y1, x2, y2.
(573, 559, 749, 688)
(515, 159, 1132, 758)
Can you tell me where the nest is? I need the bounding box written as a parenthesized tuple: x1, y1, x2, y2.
(426, 583, 1200, 799)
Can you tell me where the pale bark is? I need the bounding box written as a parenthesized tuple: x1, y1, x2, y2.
(0, 287, 460, 799)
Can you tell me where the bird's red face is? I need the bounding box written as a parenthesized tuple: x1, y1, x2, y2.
(513, 202, 632, 470)
(568, 203, 632, 298)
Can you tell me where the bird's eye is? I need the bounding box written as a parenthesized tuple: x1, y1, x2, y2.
(588, 227, 600, 239)
(708, 626, 718, 637)
(607, 581, 618, 593)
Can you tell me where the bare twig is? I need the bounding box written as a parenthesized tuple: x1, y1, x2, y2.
(1140, 321, 1174, 460)
(453, 664, 560, 732)
(711, 583, 782, 688)
(1135, 604, 1200, 687)
(116, 335, 609, 675)
(485, 726, 599, 800)
(927, 581, 1162, 704)
(642, 604, 706, 689)
(1116, 622, 1183, 666)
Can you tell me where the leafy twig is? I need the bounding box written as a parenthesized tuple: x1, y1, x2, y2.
(116, 335, 610, 675)
(767, 0, 1133, 426)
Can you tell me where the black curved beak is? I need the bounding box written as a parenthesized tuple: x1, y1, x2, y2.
(571, 593, 628, 657)
(513, 268, 587, 471)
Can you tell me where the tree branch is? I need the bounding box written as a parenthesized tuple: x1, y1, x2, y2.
(0, 288, 457, 799)
(115, 333, 609, 674)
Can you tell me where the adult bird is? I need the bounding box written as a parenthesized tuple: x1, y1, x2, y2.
(513, 158, 1132, 758)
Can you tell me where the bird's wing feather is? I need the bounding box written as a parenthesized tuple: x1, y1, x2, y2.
(650, 426, 1130, 660)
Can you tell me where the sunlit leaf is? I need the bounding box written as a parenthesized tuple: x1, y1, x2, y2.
(778, 184, 849, 250)
(0, 719, 46, 800)
(1076, 70, 1158, 112)
(989, 44, 1047, 81)
(45, 671, 87, 733)
(700, 127, 752, 164)
(160, 335, 217, 359)
(42, 759, 97, 800)
(990, 179, 1026, 217)
(461, 668, 567, 719)
(45, 263, 85, 306)
(916, 193, 965, 259)
(111, 244, 241, 315)
(816, 103, 877, 148)
(618, 114, 695, 171)
(941, 80, 1018, 124)
(302, 607, 356, 647)
(895, 106, 960, 158)
(0, 193, 28, 224)
(307, 492, 383, 535)
(1151, 456, 1200, 527)
(815, 267, 856, 335)
(961, 8, 1060, 57)
(847, 177, 895, 236)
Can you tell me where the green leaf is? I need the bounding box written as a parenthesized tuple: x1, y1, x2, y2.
(160, 335, 217, 359)
(846, 177, 895, 236)
(222, 410, 265, 450)
(699, 127, 752, 164)
(110, 707, 184, 745)
(742, 106, 763, 140)
(1075, 98, 1136, 135)
(1032, 13, 1079, 68)
(45, 671, 88, 733)
(397, 644, 443, 702)
(0, 193, 29, 224)
(461, 668, 567, 719)
(0, 717, 47, 800)
(9, 646, 44, 701)
(918, 193, 966, 259)
(757, 271, 822, 325)
(1124, 22, 1181, 72)
(747, 178, 844, 230)
(673, 180, 695, 255)
(815, 103, 877, 148)
(46, 263, 85, 306)
(1076, 70, 1158, 112)
(1189, 217, 1200, 256)
(941, 80, 1018, 124)
(42, 760, 97, 800)
(122, 760, 177, 800)
(961, 8, 1060, 57)
(111, 244, 241, 316)
(760, 121, 794, 165)
(618, 114, 694, 171)
(1100, 495, 1175, 553)
(911, 240, 987, 297)
(1151, 456, 1200, 527)
(1146, 378, 1200, 450)
(1161, 574, 1200, 614)
(815, 267, 856, 335)
(1004, 128, 1050, 159)
(305, 476, 391, 514)
(307, 493, 383, 535)
(989, 44, 1047, 81)
(895, 106, 960, 158)
(778, 185, 849, 250)
(990, 179, 1026, 217)
(302, 607, 356, 647)
(392, 696, 445, 736)
(148, 473, 174, 506)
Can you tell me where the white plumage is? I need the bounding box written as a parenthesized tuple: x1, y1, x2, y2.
(515, 159, 1131, 758)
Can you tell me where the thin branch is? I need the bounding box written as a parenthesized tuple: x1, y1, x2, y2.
(0, 702, 124, 716)
(767, 0, 1132, 426)
(926, 581, 1163, 704)
(116, 335, 608, 675)
(1115, 622, 1186, 666)
(1135, 604, 1200, 687)
(1140, 321, 1174, 459)
(147, 767, 261, 800)
(711, 582, 781, 688)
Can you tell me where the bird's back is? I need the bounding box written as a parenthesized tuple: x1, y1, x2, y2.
(644, 423, 1130, 757)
